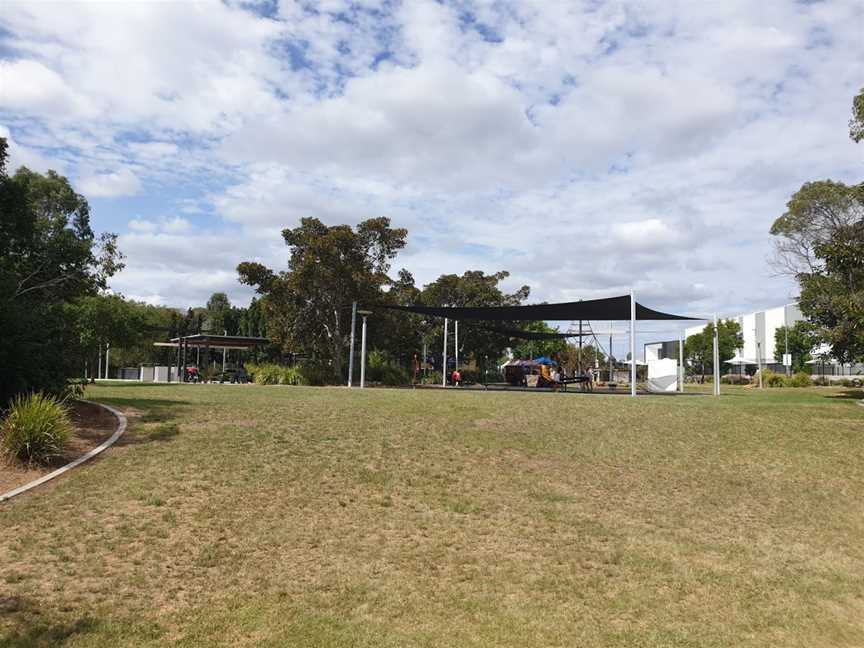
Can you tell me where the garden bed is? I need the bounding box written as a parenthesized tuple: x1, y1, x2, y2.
(0, 400, 117, 495)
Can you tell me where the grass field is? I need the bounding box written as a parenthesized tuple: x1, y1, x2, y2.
(1, 383, 863, 647)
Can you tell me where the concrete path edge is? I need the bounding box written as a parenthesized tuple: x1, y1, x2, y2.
(0, 400, 127, 503)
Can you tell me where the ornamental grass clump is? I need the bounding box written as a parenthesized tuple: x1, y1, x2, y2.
(1, 393, 73, 464)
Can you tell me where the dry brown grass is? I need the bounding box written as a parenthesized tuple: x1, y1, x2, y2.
(0, 383, 862, 647)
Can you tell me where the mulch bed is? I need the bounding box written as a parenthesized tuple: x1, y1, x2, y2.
(0, 401, 118, 495)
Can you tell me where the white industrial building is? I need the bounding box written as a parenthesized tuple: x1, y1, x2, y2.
(646, 302, 862, 376)
(687, 303, 804, 373)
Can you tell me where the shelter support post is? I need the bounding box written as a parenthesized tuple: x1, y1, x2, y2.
(679, 331, 684, 393)
(360, 314, 368, 389)
(608, 328, 612, 383)
(105, 343, 110, 380)
(348, 301, 357, 387)
(455, 320, 459, 372)
(630, 290, 636, 397)
(442, 318, 448, 387)
(713, 314, 720, 396)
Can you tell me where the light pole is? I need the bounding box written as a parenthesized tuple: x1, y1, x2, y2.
(442, 318, 448, 387)
(712, 314, 720, 396)
(454, 320, 459, 374)
(358, 309, 372, 388)
(347, 301, 357, 387)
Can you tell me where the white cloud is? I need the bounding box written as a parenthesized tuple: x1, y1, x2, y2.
(1, 0, 861, 326)
(78, 168, 142, 197)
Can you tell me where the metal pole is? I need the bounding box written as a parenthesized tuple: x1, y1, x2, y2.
(359, 315, 368, 388)
(442, 318, 448, 387)
(608, 332, 613, 383)
(757, 340, 763, 389)
(222, 329, 227, 373)
(455, 320, 459, 372)
(347, 301, 357, 387)
(422, 341, 427, 378)
(98, 344, 103, 380)
(105, 342, 110, 379)
(679, 330, 684, 393)
(630, 290, 636, 397)
(579, 319, 583, 372)
(713, 314, 720, 396)
(784, 324, 789, 376)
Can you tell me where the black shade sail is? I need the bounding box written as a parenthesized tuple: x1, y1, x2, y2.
(379, 295, 697, 322)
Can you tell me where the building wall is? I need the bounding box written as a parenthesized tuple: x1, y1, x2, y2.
(683, 303, 805, 366)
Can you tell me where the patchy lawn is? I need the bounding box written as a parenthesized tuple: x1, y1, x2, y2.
(1, 383, 862, 647)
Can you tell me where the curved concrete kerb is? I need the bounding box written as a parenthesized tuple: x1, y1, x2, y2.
(0, 400, 127, 503)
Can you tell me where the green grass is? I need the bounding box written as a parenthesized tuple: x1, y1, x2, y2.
(1, 383, 863, 647)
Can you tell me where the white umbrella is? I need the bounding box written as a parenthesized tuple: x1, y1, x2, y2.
(725, 355, 755, 379)
(725, 356, 755, 365)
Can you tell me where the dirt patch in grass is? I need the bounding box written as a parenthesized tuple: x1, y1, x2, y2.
(0, 400, 118, 494)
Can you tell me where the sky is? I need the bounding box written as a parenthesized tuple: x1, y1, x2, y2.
(1, 0, 862, 349)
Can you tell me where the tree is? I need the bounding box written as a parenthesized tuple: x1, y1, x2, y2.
(559, 342, 606, 374)
(773, 322, 815, 373)
(204, 292, 231, 333)
(419, 270, 530, 372)
(797, 221, 864, 364)
(509, 321, 568, 361)
(237, 217, 407, 380)
(850, 87, 864, 143)
(67, 294, 147, 379)
(684, 319, 742, 379)
(0, 139, 123, 403)
(769, 180, 864, 276)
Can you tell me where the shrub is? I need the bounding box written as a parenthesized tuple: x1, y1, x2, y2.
(381, 365, 411, 386)
(297, 363, 332, 386)
(1, 393, 73, 464)
(840, 378, 853, 388)
(62, 379, 87, 402)
(789, 372, 813, 388)
(248, 363, 281, 385)
(760, 369, 789, 388)
(423, 371, 443, 385)
(812, 375, 829, 386)
(721, 375, 750, 385)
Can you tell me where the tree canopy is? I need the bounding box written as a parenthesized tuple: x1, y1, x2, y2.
(850, 87, 864, 143)
(773, 322, 815, 373)
(684, 319, 742, 378)
(238, 216, 407, 379)
(769, 180, 864, 276)
(0, 139, 123, 403)
(797, 221, 864, 364)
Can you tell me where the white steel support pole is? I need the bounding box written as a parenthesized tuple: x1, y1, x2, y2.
(359, 315, 368, 389)
(347, 301, 357, 387)
(222, 329, 227, 372)
(442, 318, 448, 387)
(679, 330, 684, 393)
(105, 342, 110, 380)
(455, 320, 459, 372)
(98, 344, 103, 380)
(630, 290, 636, 397)
(713, 314, 720, 396)
(757, 340, 763, 389)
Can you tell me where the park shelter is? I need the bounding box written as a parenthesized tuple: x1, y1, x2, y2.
(154, 334, 270, 381)
(365, 292, 706, 396)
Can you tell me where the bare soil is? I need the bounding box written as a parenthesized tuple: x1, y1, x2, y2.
(0, 400, 118, 494)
